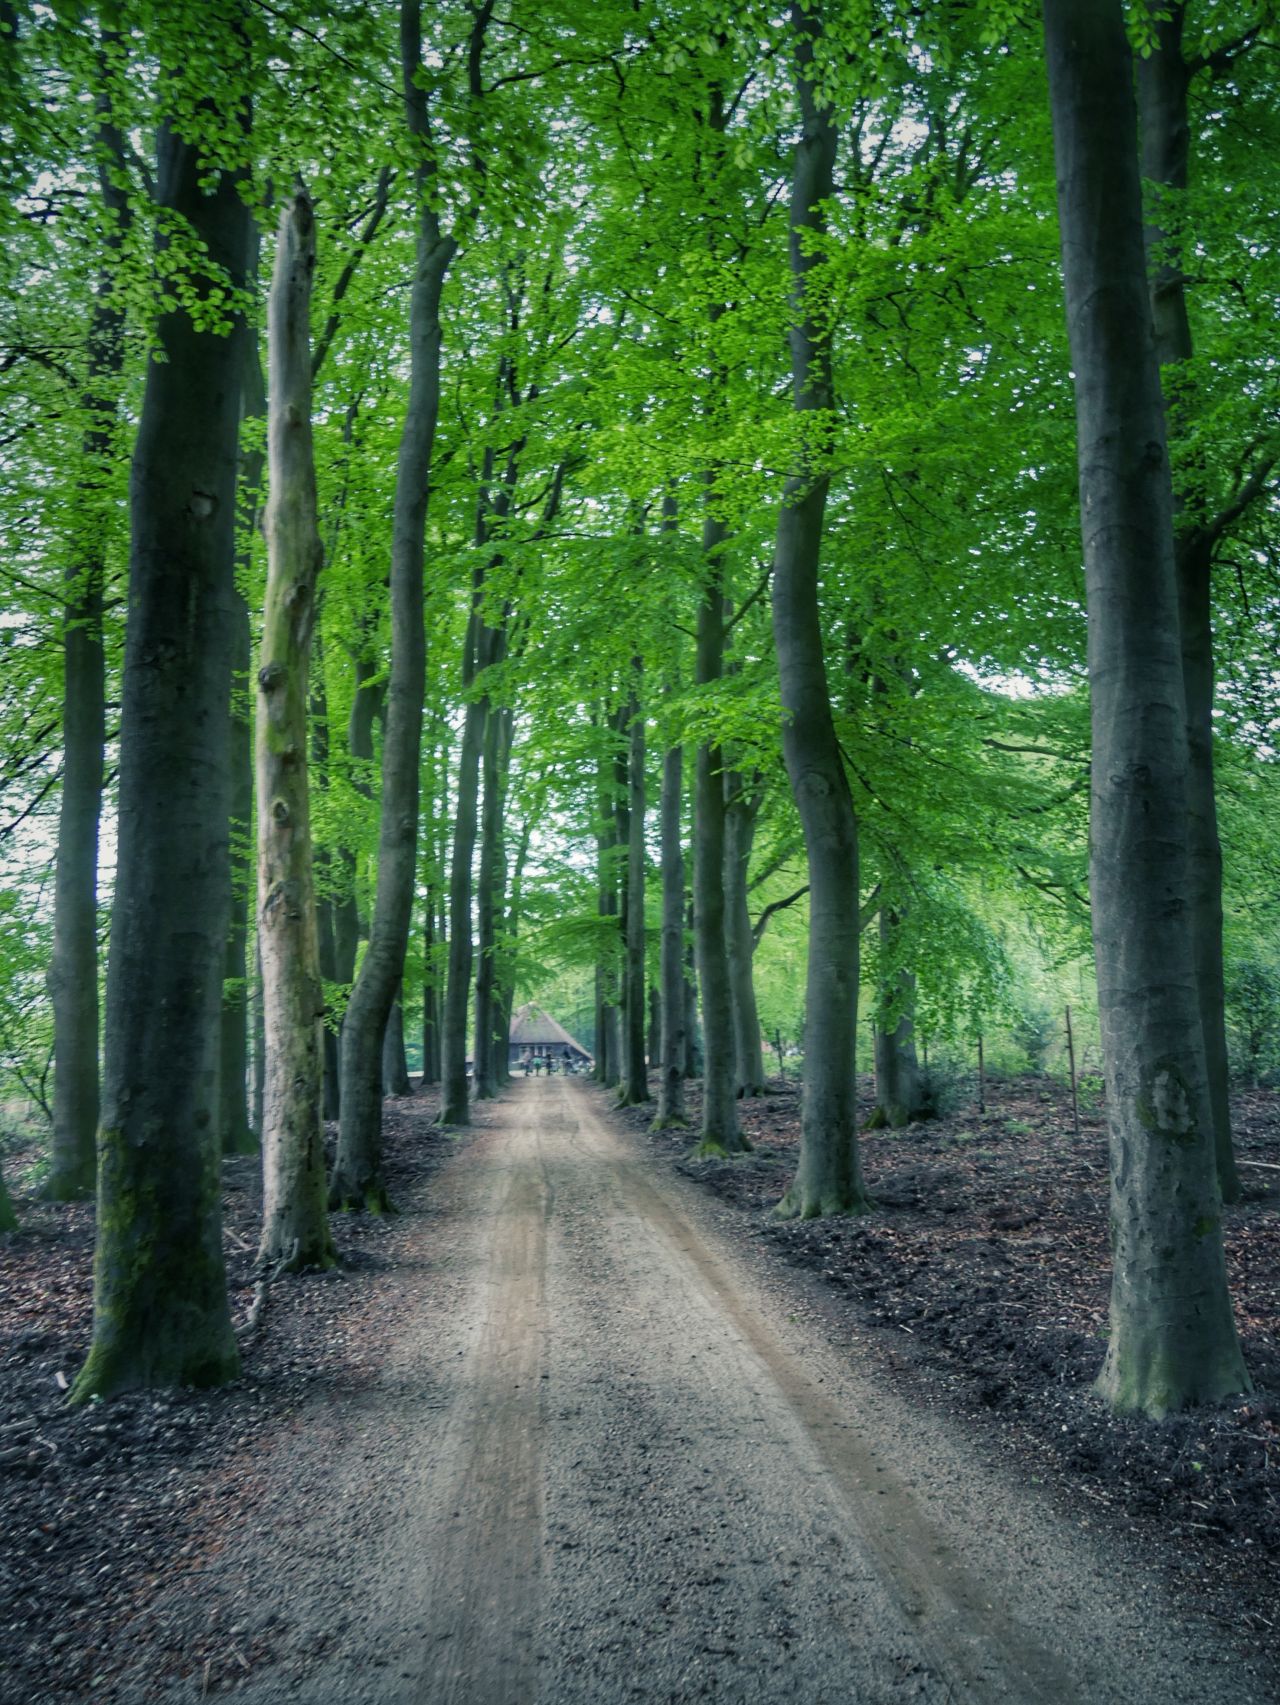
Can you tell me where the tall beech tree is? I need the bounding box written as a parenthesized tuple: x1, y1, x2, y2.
(653, 724, 688, 1128)
(619, 659, 649, 1105)
(45, 52, 128, 1200)
(72, 61, 252, 1401)
(724, 768, 766, 1098)
(1136, 6, 1277, 1205)
(692, 512, 745, 1155)
(770, 0, 867, 1218)
(255, 188, 334, 1272)
(330, 0, 456, 1208)
(220, 298, 264, 1158)
(1042, 0, 1248, 1415)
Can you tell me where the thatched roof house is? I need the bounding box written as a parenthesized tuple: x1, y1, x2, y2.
(508, 1002, 593, 1065)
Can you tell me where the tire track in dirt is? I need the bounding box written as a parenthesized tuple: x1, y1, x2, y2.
(559, 1081, 1071, 1702)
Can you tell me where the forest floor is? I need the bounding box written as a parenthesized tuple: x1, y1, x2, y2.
(0, 1072, 1274, 1703)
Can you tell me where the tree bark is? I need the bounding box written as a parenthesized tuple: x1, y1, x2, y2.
(71, 108, 250, 1402)
(620, 662, 650, 1105)
(771, 2, 866, 1217)
(46, 65, 126, 1200)
(683, 896, 701, 1080)
(0, 1162, 16, 1234)
(692, 519, 745, 1155)
(869, 907, 925, 1129)
(439, 618, 486, 1124)
(724, 771, 766, 1098)
(255, 189, 334, 1271)
(653, 734, 688, 1127)
(382, 986, 412, 1095)
(421, 890, 441, 1085)
(1043, 0, 1248, 1415)
(330, 0, 455, 1207)
(219, 294, 263, 1158)
(594, 714, 621, 1087)
(1136, 7, 1240, 1204)
(495, 803, 530, 1088)
(473, 641, 509, 1101)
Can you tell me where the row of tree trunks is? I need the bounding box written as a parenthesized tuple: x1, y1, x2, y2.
(329, 0, 455, 1208)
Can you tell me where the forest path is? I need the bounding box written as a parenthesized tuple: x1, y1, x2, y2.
(160, 1079, 1254, 1704)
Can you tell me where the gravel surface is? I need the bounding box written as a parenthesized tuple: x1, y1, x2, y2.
(74, 1077, 1268, 1704)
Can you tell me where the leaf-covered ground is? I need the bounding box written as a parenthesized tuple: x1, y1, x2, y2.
(0, 1098, 457, 1701)
(620, 1073, 1280, 1661)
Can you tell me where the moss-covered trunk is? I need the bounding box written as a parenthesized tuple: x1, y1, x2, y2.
(1044, 0, 1248, 1416)
(771, 2, 866, 1218)
(255, 190, 334, 1272)
(72, 107, 250, 1404)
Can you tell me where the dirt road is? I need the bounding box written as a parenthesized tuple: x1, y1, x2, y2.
(142, 1079, 1260, 1703)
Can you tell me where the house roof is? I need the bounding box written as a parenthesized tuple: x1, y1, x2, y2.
(509, 1002, 593, 1058)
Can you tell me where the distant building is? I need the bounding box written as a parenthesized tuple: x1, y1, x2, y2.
(508, 1003, 593, 1072)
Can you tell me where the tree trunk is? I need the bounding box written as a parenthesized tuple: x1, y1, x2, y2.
(439, 631, 485, 1124)
(421, 892, 441, 1085)
(691, 520, 745, 1155)
(869, 907, 925, 1129)
(219, 301, 263, 1159)
(382, 987, 412, 1095)
(473, 659, 507, 1100)
(71, 109, 250, 1403)
(327, 649, 376, 1115)
(46, 70, 126, 1200)
(0, 1162, 16, 1234)
(724, 771, 766, 1098)
(653, 735, 688, 1127)
(330, 0, 455, 1207)
(495, 804, 530, 1089)
(683, 896, 701, 1080)
(771, 2, 866, 1218)
(1136, 8, 1240, 1205)
(255, 189, 334, 1271)
(1043, 0, 1248, 1415)
(317, 861, 342, 1120)
(594, 717, 621, 1087)
(620, 664, 650, 1105)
